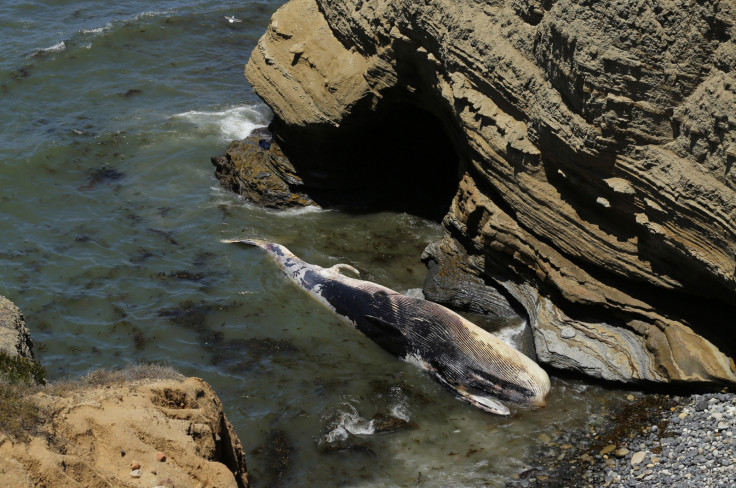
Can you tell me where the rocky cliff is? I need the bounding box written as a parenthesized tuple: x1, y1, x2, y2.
(238, 0, 736, 385)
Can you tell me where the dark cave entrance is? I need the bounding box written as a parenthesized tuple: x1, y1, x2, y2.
(272, 100, 461, 221)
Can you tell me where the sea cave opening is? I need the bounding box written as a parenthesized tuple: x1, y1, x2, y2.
(274, 100, 461, 221)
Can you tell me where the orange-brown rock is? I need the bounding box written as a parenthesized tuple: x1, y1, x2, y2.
(0, 376, 248, 488)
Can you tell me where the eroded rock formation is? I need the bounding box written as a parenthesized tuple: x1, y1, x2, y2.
(0, 295, 34, 361)
(0, 376, 248, 487)
(240, 0, 736, 385)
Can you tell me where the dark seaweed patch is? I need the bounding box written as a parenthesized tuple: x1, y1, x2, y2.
(11, 66, 31, 80)
(146, 228, 179, 245)
(156, 300, 217, 331)
(370, 413, 417, 433)
(130, 247, 155, 263)
(132, 327, 147, 350)
(250, 429, 293, 488)
(121, 88, 142, 98)
(79, 166, 124, 191)
(156, 270, 204, 281)
(214, 337, 298, 369)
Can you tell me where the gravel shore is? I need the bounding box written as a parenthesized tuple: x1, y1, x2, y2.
(508, 390, 735, 487)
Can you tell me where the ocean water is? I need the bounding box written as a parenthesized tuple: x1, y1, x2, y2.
(0, 1, 635, 486)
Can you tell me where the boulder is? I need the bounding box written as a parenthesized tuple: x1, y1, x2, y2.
(242, 0, 736, 385)
(0, 375, 249, 487)
(0, 295, 34, 360)
(212, 128, 318, 209)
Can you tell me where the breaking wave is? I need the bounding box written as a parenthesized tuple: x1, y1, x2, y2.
(31, 40, 66, 57)
(173, 104, 271, 141)
(320, 403, 376, 444)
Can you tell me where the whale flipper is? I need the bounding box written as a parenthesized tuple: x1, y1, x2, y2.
(458, 389, 510, 416)
(431, 373, 511, 415)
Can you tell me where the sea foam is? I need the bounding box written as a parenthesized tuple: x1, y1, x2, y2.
(174, 104, 271, 141)
(321, 403, 375, 444)
(32, 41, 66, 57)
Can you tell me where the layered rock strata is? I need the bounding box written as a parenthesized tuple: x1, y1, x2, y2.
(242, 0, 736, 385)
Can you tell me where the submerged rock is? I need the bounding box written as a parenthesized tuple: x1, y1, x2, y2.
(241, 0, 736, 386)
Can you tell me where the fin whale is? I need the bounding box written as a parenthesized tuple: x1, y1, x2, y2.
(223, 238, 550, 415)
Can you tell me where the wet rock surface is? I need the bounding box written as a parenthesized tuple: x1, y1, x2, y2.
(242, 0, 736, 385)
(211, 128, 318, 209)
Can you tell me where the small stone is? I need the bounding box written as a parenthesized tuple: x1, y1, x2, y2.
(626, 395, 635, 401)
(631, 451, 647, 465)
(156, 451, 167, 462)
(560, 327, 576, 339)
(600, 445, 617, 456)
(560, 444, 574, 450)
(678, 412, 688, 419)
(538, 433, 551, 443)
(130, 461, 141, 470)
(120, 450, 126, 457)
(717, 422, 729, 430)
(596, 197, 611, 208)
(695, 398, 709, 411)
(130, 469, 142, 478)
(614, 447, 630, 458)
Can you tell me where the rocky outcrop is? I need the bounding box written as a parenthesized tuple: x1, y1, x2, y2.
(0, 295, 34, 361)
(0, 298, 248, 487)
(242, 0, 736, 385)
(0, 375, 248, 488)
(212, 128, 318, 209)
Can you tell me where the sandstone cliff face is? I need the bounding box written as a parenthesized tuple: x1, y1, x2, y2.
(243, 0, 736, 385)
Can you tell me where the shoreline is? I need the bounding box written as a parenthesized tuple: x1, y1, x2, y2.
(509, 390, 735, 487)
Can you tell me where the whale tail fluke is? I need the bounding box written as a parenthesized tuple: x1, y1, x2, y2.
(220, 238, 270, 248)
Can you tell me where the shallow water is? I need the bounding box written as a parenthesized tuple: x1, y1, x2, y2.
(0, 1, 635, 486)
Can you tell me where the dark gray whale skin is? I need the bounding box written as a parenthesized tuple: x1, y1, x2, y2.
(223, 239, 550, 415)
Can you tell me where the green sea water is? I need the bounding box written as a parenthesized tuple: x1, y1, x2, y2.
(0, 1, 635, 486)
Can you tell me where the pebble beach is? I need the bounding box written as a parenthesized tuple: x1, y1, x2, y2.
(509, 391, 735, 487)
